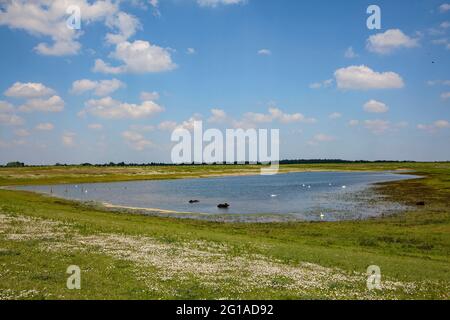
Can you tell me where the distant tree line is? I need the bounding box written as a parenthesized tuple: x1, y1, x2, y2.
(2, 159, 446, 168)
(4, 162, 25, 167)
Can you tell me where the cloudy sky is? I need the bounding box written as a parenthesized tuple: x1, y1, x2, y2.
(0, 0, 449, 164)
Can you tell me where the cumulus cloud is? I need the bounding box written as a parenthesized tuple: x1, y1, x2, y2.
(0, 0, 119, 56)
(366, 29, 419, 54)
(257, 49, 272, 56)
(363, 100, 389, 113)
(441, 21, 450, 29)
(208, 108, 228, 123)
(5, 82, 55, 98)
(441, 92, 450, 100)
(242, 107, 316, 125)
(349, 119, 407, 134)
(93, 40, 177, 74)
(308, 133, 336, 146)
(197, 0, 246, 8)
(363, 119, 391, 134)
(71, 79, 125, 97)
(80, 96, 164, 119)
(0, 113, 24, 126)
(105, 11, 141, 45)
(36, 123, 54, 131)
(122, 130, 152, 151)
(432, 38, 450, 50)
(344, 46, 358, 58)
(440, 3, 450, 13)
(427, 80, 450, 86)
(18, 95, 65, 113)
(62, 132, 76, 147)
(329, 112, 342, 119)
(0, 101, 14, 113)
(140, 91, 160, 101)
(418, 120, 450, 132)
(334, 65, 404, 90)
(309, 79, 333, 89)
(158, 121, 178, 131)
(14, 128, 30, 137)
(88, 123, 103, 130)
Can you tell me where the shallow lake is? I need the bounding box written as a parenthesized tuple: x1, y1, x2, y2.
(15, 171, 420, 222)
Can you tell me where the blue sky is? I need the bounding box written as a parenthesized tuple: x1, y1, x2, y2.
(0, 0, 449, 164)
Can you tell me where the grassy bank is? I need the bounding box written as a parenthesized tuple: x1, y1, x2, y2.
(0, 163, 449, 299)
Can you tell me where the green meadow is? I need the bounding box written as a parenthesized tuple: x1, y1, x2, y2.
(0, 163, 449, 299)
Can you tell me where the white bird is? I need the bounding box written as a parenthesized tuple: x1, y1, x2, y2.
(271, 194, 277, 197)
(342, 185, 347, 189)
(320, 213, 325, 220)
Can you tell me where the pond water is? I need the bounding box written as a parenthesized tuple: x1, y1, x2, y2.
(15, 171, 419, 222)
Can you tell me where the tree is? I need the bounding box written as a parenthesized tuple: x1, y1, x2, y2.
(6, 161, 25, 167)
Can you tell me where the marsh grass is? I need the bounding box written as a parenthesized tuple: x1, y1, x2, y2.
(0, 163, 449, 299)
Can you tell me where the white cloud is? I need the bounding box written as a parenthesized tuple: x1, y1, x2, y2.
(208, 108, 228, 123)
(0, 113, 24, 126)
(0, 101, 14, 113)
(5, 82, 55, 98)
(129, 124, 155, 132)
(71, 79, 125, 96)
(88, 123, 103, 130)
(366, 29, 419, 54)
(440, 3, 450, 13)
(364, 119, 391, 134)
(435, 120, 450, 128)
(334, 65, 404, 90)
(197, 0, 246, 8)
(441, 92, 450, 99)
(308, 133, 336, 146)
(348, 120, 360, 127)
(418, 120, 450, 132)
(158, 121, 178, 131)
(427, 80, 450, 86)
(257, 49, 272, 56)
(186, 48, 196, 55)
(309, 79, 333, 89)
(14, 128, 30, 137)
(122, 130, 152, 151)
(80, 96, 164, 119)
(441, 21, 450, 29)
(433, 38, 450, 50)
(93, 40, 176, 74)
(363, 100, 389, 113)
(329, 112, 342, 119)
(344, 47, 358, 58)
(18, 96, 65, 113)
(62, 132, 76, 147)
(0, 0, 119, 56)
(36, 123, 54, 131)
(105, 12, 141, 45)
(140, 91, 160, 101)
(92, 59, 124, 74)
(243, 107, 316, 125)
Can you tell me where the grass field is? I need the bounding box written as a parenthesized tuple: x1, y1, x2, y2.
(0, 163, 449, 300)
